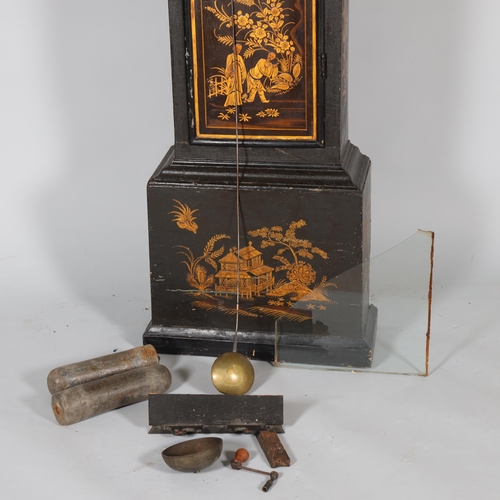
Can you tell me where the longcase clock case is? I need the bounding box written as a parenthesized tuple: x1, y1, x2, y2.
(143, 0, 377, 368)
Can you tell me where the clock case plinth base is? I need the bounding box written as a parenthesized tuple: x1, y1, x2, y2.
(143, 141, 376, 368)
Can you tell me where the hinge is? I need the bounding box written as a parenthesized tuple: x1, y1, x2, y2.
(320, 53, 327, 79)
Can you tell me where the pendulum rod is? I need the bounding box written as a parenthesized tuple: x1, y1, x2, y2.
(210, 2, 255, 397)
(230, 0, 241, 353)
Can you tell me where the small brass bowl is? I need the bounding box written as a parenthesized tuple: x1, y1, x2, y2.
(161, 437, 223, 473)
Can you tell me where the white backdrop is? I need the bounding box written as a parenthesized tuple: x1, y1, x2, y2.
(349, 0, 500, 284)
(1, 2, 500, 499)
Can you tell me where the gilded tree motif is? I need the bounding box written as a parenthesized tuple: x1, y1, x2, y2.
(248, 220, 328, 302)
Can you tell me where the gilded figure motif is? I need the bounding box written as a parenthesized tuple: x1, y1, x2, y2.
(223, 43, 247, 106)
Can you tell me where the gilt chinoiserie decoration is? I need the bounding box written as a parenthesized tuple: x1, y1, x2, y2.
(144, 0, 377, 368)
(172, 213, 336, 320)
(191, 0, 318, 142)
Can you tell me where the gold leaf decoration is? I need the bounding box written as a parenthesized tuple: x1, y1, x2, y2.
(248, 305, 311, 323)
(292, 62, 301, 79)
(205, 257, 218, 270)
(193, 300, 258, 317)
(215, 34, 235, 46)
(235, 0, 256, 6)
(170, 199, 198, 233)
(204, 234, 229, 255)
(205, 3, 232, 24)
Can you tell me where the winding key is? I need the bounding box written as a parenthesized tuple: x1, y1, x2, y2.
(231, 448, 279, 492)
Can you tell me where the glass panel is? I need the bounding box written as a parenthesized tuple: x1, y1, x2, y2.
(274, 230, 434, 376)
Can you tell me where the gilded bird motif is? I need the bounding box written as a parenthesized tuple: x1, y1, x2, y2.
(170, 199, 199, 234)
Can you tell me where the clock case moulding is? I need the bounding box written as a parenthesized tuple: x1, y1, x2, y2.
(143, 0, 377, 368)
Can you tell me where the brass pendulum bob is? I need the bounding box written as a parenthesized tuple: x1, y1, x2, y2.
(211, 351, 254, 396)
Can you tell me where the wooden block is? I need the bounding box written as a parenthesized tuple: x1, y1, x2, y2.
(257, 430, 291, 468)
(149, 394, 284, 434)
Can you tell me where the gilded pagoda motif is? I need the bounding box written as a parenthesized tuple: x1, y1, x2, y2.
(215, 243, 274, 298)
